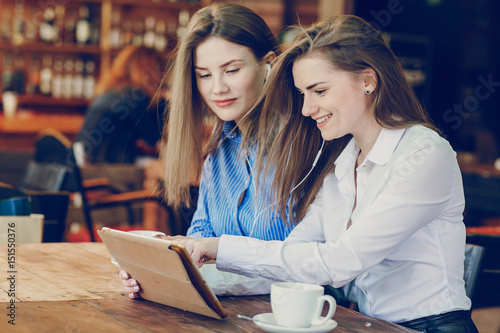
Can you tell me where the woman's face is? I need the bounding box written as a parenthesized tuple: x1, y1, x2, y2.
(292, 55, 375, 141)
(194, 37, 267, 124)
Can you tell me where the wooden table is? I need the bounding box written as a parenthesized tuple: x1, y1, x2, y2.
(0, 243, 416, 332)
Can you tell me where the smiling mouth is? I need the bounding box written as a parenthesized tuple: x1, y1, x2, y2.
(214, 99, 236, 107)
(316, 115, 332, 124)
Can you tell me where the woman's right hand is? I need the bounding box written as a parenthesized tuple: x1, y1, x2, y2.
(119, 270, 141, 299)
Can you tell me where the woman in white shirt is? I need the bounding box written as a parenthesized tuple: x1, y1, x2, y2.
(167, 15, 478, 332)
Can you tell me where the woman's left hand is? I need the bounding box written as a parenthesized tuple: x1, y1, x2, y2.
(163, 236, 220, 268)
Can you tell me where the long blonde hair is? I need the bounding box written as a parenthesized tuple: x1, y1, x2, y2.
(163, 3, 279, 208)
(257, 15, 437, 223)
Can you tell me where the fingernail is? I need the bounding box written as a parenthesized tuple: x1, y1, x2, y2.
(130, 279, 137, 286)
(133, 286, 139, 291)
(129, 293, 135, 298)
(121, 272, 128, 279)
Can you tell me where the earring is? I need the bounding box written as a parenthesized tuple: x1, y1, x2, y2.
(365, 90, 371, 95)
(265, 64, 271, 81)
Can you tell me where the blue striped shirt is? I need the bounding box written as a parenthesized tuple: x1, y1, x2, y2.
(187, 122, 293, 240)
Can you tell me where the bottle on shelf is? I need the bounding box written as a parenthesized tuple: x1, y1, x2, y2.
(1, 12, 11, 42)
(143, 16, 156, 48)
(39, 55, 53, 96)
(176, 10, 190, 38)
(154, 19, 168, 52)
(109, 9, 122, 48)
(25, 5, 39, 44)
(39, 7, 57, 44)
(11, 3, 25, 45)
(90, 17, 100, 46)
(13, 55, 25, 94)
(27, 57, 41, 95)
(64, 8, 77, 45)
(51, 58, 63, 98)
(62, 58, 74, 99)
(132, 18, 144, 46)
(1, 54, 14, 92)
(122, 18, 133, 47)
(83, 60, 96, 100)
(72, 60, 84, 99)
(75, 5, 91, 46)
(53, 4, 66, 46)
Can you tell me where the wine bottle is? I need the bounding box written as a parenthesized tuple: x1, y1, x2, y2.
(1, 54, 14, 92)
(39, 55, 53, 96)
(51, 58, 63, 98)
(143, 16, 156, 48)
(39, 7, 57, 44)
(75, 5, 91, 46)
(83, 60, 96, 100)
(72, 60, 84, 99)
(109, 9, 122, 48)
(132, 18, 144, 46)
(27, 57, 41, 95)
(154, 19, 168, 51)
(62, 59, 74, 99)
(11, 3, 25, 45)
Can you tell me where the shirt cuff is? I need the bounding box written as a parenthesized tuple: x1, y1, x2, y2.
(216, 234, 260, 275)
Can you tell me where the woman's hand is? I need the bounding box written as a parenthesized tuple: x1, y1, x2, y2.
(164, 236, 220, 268)
(119, 270, 141, 299)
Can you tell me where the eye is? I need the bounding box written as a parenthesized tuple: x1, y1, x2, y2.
(226, 68, 240, 74)
(314, 89, 326, 95)
(198, 73, 211, 79)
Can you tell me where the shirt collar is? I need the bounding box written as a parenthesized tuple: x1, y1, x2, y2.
(222, 121, 241, 143)
(366, 127, 406, 165)
(334, 127, 406, 177)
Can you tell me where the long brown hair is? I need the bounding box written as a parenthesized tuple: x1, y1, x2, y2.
(163, 3, 279, 208)
(94, 45, 163, 98)
(257, 15, 437, 223)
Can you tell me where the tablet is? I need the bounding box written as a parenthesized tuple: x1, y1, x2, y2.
(97, 227, 227, 319)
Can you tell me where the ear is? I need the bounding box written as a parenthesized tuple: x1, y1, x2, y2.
(362, 68, 377, 94)
(262, 51, 277, 66)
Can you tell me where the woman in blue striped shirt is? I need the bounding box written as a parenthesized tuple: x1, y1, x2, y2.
(121, 3, 293, 296)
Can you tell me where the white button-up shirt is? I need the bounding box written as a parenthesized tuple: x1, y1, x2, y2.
(217, 125, 471, 323)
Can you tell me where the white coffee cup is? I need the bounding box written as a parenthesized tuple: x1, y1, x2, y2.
(2, 91, 18, 119)
(271, 282, 336, 328)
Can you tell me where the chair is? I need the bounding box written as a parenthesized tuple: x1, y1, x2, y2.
(464, 243, 486, 302)
(0, 186, 27, 201)
(0, 196, 31, 216)
(30, 192, 69, 242)
(466, 234, 500, 307)
(21, 129, 176, 241)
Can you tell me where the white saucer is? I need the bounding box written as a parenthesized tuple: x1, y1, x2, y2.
(253, 313, 337, 333)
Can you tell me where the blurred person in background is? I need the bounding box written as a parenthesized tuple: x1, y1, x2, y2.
(76, 45, 166, 164)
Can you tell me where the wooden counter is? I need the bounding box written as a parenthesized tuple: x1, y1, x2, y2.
(0, 112, 83, 151)
(0, 242, 417, 332)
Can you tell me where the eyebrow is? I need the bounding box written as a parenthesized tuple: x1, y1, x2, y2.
(305, 82, 326, 90)
(194, 59, 244, 70)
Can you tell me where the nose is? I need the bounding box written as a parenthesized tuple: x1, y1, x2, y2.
(213, 74, 229, 95)
(301, 94, 319, 117)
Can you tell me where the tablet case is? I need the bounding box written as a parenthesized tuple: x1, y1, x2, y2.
(97, 227, 227, 319)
